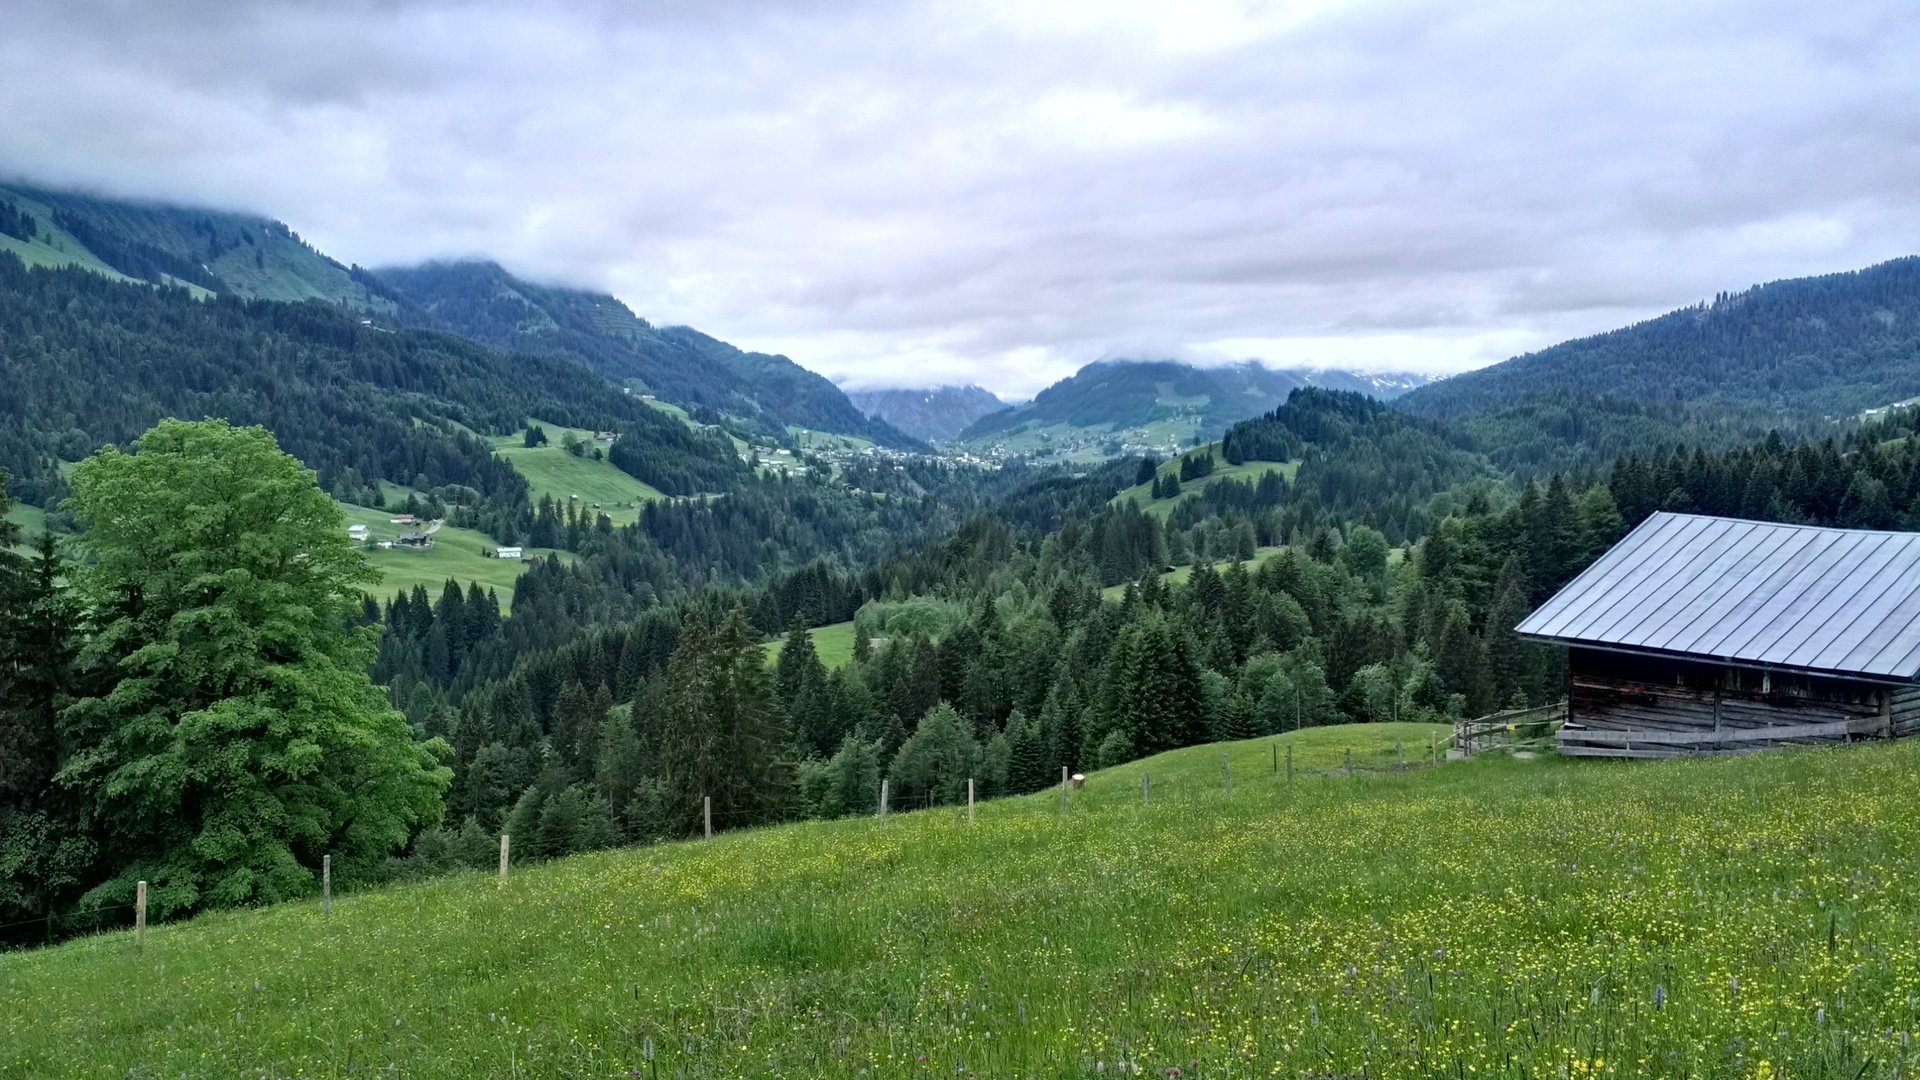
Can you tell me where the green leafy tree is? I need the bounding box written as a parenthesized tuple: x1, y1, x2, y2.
(58, 420, 450, 915)
(887, 703, 979, 807)
(828, 735, 881, 817)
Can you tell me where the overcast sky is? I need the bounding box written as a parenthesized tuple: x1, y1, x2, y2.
(3, 0, 1917, 397)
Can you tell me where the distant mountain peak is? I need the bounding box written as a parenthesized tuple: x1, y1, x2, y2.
(377, 260, 919, 448)
(958, 358, 1432, 451)
(845, 384, 1004, 443)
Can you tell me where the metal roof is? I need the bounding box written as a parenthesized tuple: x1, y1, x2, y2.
(1516, 512, 1920, 683)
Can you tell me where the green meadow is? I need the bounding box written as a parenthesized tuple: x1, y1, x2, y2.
(7, 724, 1920, 1078)
(763, 619, 861, 668)
(489, 420, 666, 525)
(1110, 456, 1301, 519)
(334, 502, 569, 612)
(3, 501, 56, 552)
(1099, 545, 1291, 599)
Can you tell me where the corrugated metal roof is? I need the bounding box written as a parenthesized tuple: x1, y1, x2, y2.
(1516, 512, 1920, 682)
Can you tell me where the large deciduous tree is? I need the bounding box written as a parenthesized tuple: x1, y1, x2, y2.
(58, 419, 450, 916)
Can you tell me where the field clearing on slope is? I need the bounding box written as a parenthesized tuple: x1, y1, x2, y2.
(1110, 457, 1301, 518)
(3, 502, 57, 551)
(334, 502, 569, 611)
(763, 619, 860, 668)
(8, 725, 1920, 1078)
(1099, 545, 1290, 598)
(489, 420, 665, 525)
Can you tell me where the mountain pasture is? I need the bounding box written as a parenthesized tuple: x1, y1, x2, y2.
(1111, 455, 1300, 518)
(335, 501, 568, 611)
(5, 728, 1918, 1078)
(763, 619, 860, 668)
(489, 420, 666, 525)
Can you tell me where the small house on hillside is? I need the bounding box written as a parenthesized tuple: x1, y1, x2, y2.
(394, 531, 434, 550)
(1518, 512, 1920, 757)
(496, 546, 523, 560)
(347, 524, 369, 541)
(390, 514, 415, 525)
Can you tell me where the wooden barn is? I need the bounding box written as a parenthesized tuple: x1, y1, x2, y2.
(1517, 511, 1920, 757)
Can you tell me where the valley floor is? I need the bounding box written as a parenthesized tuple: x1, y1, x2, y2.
(5, 724, 1917, 1078)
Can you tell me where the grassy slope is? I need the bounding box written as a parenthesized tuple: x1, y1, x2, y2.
(489, 420, 665, 527)
(1110, 456, 1300, 519)
(334, 502, 569, 612)
(11, 725, 1920, 1077)
(3, 502, 54, 551)
(763, 620, 859, 669)
(645, 397, 753, 457)
(1100, 544, 1292, 599)
(787, 425, 875, 453)
(0, 190, 216, 298)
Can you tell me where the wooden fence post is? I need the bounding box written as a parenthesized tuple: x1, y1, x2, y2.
(967, 778, 975, 823)
(1222, 753, 1232, 794)
(1345, 747, 1353, 775)
(1396, 740, 1404, 771)
(134, 880, 146, 950)
(322, 854, 331, 915)
(499, 834, 510, 882)
(1059, 766, 1068, 813)
(1142, 771, 1150, 803)
(703, 795, 712, 841)
(1272, 742, 1278, 774)
(1430, 732, 1437, 763)
(1286, 744, 1293, 785)
(879, 779, 888, 819)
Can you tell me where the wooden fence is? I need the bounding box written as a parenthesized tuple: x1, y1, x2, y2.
(1452, 702, 1566, 757)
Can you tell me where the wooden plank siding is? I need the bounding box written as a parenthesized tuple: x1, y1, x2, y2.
(1559, 647, 1918, 757)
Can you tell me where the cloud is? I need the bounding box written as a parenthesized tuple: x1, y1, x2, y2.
(2, 0, 1917, 397)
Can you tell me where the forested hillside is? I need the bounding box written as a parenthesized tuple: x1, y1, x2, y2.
(0, 183, 400, 311)
(0, 184, 920, 452)
(1401, 256, 1920, 419)
(961, 359, 1430, 453)
(377, 261, 919, 448)
(0, 254, 740, 513)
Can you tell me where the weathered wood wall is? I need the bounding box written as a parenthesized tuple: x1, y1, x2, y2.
(1559, 648, 1920, 757)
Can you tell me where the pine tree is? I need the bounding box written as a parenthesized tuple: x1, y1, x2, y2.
(505, 787, 545, 858)
(1004, 710, 1048, 793)
(827, 735, 881, 818)
(774, 617, 821, 704)
(593, 710, 645, 828)
(535, 786, 586, 858)
(658, 607, 795, 836)
(1484, 557, 1536, 706)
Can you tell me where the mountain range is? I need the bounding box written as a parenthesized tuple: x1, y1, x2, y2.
(8, 178, 1920, 477)
(957, 360, 1433, 457)
(844, 385, 1006, 443)
(1397, 257, 1920, 420)
(0, 183, 916, 449)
